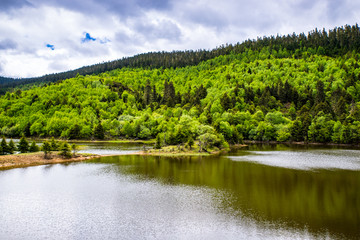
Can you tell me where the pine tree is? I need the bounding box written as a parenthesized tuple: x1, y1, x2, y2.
(290, 120, 303, 141)
(154, 134, 162, 149)
(94, 123, 105, 139)
(143, 79, 152, 105)
(167, 82, 175, 107)
(8, 139, 16, 154)
(220, 93, 231, 110)
(29, 141, 40, 152)
(151, 85, 158, 103)
(17, 136, 29, 153)
(50, 137, 58, 151)
(163, 80, 175, 107)
(42, 141, 51, 159)
(1, 137, 10, 155)
(69, 124, 81, 139)
(315, 80, 326, 104)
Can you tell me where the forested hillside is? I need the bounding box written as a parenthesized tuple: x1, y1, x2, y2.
(1, 24, 360, 95)
(1, 42, 360, 147)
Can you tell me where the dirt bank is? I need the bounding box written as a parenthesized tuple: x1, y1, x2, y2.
(0, 152, 100, 170)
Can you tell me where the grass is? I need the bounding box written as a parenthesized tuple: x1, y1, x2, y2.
(138, 142, 230, 157)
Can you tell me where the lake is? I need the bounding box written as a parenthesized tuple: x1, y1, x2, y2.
(0, 143, 359, 239)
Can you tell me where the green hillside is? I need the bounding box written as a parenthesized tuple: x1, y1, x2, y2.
(1, 28, 360, 147)
(2, 24, 360, 94)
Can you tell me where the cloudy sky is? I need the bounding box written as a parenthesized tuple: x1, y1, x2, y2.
(0, 0, 359, 78)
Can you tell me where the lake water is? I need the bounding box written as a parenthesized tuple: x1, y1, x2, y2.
(0, 144, 359, 239)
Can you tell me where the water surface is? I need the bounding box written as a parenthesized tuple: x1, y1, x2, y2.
(0, 144, 359, 239)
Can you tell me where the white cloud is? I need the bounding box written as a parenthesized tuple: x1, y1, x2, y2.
(0, 0, 358, 78)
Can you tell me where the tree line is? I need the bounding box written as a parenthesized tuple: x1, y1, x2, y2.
(0, 25, 359, 149)
(0, 136, 78, 159)
(1, 24, 360, 94)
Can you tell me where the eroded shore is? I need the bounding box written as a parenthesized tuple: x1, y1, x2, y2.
(0, 152, 100, 170)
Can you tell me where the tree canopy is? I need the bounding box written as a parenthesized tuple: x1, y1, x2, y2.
(0, 24, 360, 145)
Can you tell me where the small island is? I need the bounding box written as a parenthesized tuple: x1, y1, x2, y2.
(0, 134, 248, 169)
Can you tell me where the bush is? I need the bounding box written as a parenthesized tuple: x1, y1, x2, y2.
(42, 141, 51, 159)
(17, 136, 29, 153)
(59, 142, 72, 158)
(29, 141, 40, 152)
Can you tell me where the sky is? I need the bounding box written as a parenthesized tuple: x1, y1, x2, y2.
(0, 0, 359, 78)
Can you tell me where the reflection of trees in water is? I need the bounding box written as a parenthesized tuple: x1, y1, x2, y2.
(96, 152, 360, 239)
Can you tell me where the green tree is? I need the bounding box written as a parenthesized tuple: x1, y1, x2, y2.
(59, 142, 71, 158)
(1, 137, 10, 155)
(94, 123, 105, 139)
(154, 134, 162, 149)
(71, 143, 78, 157)
(144, 79, 152, 105)
(290, 120, 303, 141)
(331, 121, 342, 143)
(50, 137, 59, 151)
(29, 141, 40, 152)
(42, 141, 52, 159)
(8, 139, 16, 154)
(220, 93, 232, 111)
(187, 136, 194, 150)
(69, 124, 81, 139)
(315, 80, 326, 104)
(17, 136, 29, 153)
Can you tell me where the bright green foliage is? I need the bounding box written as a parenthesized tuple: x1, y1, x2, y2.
(1, 31, 360, 145)
(154, 134, 162, 149)
(17, 136, 29, 153)
(71, 143, 78, 157)
(50, 137, 59, 151)
(29, 141, 40, 152)
(42, 141, 51, 159)
(187, 136, 194, 150)
(59, 142, 71, 158)
(308, 114, 335, 143)
(290, 120, 303, 142)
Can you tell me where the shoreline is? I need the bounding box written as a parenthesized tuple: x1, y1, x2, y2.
(0, 152, 100, 170)
(243, 140, 360, 148)
(20, 138, 155, 144)
(1, 140, 358, 170)
(0, 144, 238, 170)
(7, 137, 359, 148)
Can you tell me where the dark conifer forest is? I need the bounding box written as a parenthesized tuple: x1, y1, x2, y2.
(1, 24, 360, 147)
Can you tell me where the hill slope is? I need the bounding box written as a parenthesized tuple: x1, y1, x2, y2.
(1, 45, 360, 146)
(1, 24, 360, 95)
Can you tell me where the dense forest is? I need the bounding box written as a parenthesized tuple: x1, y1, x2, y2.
(0, 25, 360, 148)
(1, 24, 360, 94)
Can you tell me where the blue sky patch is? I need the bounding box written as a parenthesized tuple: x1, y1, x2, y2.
(82, 32, 96, 43)
(46, 44, 55, 50)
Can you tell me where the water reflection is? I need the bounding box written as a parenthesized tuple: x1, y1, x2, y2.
(92, 151, 360, 239)
(0, 145, 359, 239)
(6, 139, 145, 155)
(0, 163, 310, 239)
(71, 142, 145, 155)
(229, 149, 360, 170)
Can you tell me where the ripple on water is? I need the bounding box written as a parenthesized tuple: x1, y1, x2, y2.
(228, 149, 360, 170)
(0, 163, 331, 239)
